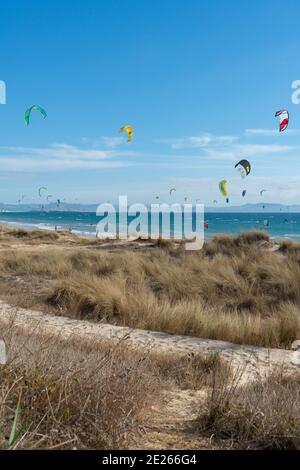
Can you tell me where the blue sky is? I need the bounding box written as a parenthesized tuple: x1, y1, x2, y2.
(1, 0, 300, 205)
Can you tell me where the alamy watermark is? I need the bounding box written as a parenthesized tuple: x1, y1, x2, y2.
(291, 80, 300, 105)
(0, 80, 6, 104)
(96, 196, 204, 251)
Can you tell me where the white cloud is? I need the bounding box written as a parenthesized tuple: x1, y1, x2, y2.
(0, 158, 128, 172)
(3, 144, 111, 160)
(157, 131, 297, 162)
(82, 136, 123, 148)
(245, 129, 278, 137)
(204, 144, 295, 160)
(156, 133, 238, 149)
(245, 129, 300, 136)
(0, 144, 132, 172)
(101, 136, 123, 148)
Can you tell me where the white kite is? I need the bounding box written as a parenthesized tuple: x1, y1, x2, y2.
(275, 109, 289, 132)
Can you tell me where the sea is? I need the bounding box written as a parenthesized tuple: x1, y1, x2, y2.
(0, 211, 300, 241)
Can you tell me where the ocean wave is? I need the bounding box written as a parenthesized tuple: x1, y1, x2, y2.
(0, 219, 96, 237)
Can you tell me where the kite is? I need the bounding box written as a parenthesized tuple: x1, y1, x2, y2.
(235, 159, 251, 178)
(119, 125, 134, 142)
(242, 190, 247, 197)
(169, 188, 176, 196)
(219, 179, 228, 198)
(24, 105, 47, 126)
(226, 198, 229, 204)
(38, 187, 47, 198)
(275, 109, 289, 132)
(260, 189, 267, 197)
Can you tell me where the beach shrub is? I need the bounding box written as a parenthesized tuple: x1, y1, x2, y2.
(198, 368, 300, 449)
(0, 328, 159, 449)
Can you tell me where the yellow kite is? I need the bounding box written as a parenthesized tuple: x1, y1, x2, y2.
(119, 125, 134, 142)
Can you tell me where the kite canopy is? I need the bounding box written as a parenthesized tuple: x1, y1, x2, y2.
(119, 125, 134, 142)
(235, 159, 251, 178)
(169, 188, 176, 196)
(275, 109, 289, 132)
(38, 187, 47, 198)
(24, 105, 47, 126)
(260, 189, 267, 197)
(242, 190, 247, 197)
(219, 179, 228, 198)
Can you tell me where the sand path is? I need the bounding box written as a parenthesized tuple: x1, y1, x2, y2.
(0, 300, 299, 379)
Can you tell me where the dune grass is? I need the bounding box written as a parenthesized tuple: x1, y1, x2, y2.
(0, 228, 300, 348)
(0, 318, 231, 449)
(0, 319, 162, 450)
(198, 365, 300, 450)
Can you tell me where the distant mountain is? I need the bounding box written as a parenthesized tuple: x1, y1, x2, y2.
(205, 203, 300, 213)
(0, 203, 99, 212)
(0, 202, 299, 213)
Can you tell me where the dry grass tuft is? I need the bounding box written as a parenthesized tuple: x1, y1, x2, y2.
(1, 227, 60, 241)
(0, 319, 231, 449)
(0, 325, 160, 449)
(148, 352, 231, 390)
(198, 366, 300, 449)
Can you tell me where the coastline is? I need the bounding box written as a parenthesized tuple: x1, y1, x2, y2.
(1, 210, 300, 241)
